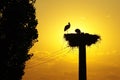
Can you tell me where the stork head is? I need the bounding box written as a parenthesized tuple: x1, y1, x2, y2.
(68, 22, 70, 25)
(75, 28, 81, 34)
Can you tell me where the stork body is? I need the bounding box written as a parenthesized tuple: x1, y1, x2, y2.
(64, 22, 70, 32)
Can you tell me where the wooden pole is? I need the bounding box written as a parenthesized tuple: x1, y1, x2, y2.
(64, 33, 100, 80)
(79, 44, 86, 80)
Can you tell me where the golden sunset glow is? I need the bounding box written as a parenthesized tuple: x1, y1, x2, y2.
(23, 0, 120, 80)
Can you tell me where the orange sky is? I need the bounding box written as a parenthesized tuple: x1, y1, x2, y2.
(23, 0, 120, 80)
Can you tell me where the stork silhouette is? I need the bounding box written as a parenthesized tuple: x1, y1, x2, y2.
(64, 22, 70, 33)
(75, 28, 81, 34)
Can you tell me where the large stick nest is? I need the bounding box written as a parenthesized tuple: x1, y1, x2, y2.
(64, 33, 101, 47)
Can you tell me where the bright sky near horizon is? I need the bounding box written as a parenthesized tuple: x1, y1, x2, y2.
(23, 0, 120, 80)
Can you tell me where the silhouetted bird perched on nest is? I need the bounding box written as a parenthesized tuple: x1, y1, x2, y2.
(64, 22, 70, 32)
(75, 28, 81, 34)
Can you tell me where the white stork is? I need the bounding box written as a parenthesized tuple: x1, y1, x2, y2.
(75, 28, 81, 34)
(64, 22, 70, 32)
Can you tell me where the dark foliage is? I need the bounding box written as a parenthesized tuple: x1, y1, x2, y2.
(64, 32, 100, 47)
(0, 0, 38, 80)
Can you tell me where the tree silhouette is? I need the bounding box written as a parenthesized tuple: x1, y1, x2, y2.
(0, 0, 38, 80)
(64, 28, 101, 80)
